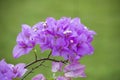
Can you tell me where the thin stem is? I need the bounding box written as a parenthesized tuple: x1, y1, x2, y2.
(22, 51, 68, 80)
(21, 61, 45, 80)
(33, 48, 37, 60)
(47, 51, 52, 58)
(25, 58, 67, 68)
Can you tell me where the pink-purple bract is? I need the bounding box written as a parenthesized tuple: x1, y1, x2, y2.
(56, 76, 71, 80)
(64, 62, 86, 78)
(32, 74, 46, 80)
(0, 59, 27, 80)
(13, 24, 35, 58)
(52, 62, 63, 72)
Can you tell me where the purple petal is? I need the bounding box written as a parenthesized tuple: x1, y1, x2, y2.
(32, 74, 46, 80)
(52, 62, 63, 72)
(46, 17, 56, 28)
(56, 76, 71, 80)
(52, 48, 60, 56)
(0, 59, 14, 79)
(22, 24, 32, 38)
(64, 62, 86, 78)
(12, 63, 27, 78)
(13, 45, 32, 58)
(78, 33, 87, 42)
(71, 18, 81, 23)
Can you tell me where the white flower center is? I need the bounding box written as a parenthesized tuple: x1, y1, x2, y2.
(70, 40, 74, 43)
(63, 30, 72, 34)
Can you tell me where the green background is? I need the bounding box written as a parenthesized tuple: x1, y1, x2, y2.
(0, 0, 120, 80)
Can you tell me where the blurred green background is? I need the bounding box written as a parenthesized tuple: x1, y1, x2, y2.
(0, 0, 120, 80)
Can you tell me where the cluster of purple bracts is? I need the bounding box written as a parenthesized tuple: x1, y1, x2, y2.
(0, 59, 27, 80)
(13, 17, 95, 60)
(0, 17, 95, 80)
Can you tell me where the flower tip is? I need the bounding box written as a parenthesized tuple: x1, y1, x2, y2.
(32, 74, 46, 80)
(13, 50, 21, 59)
(13, 54, 19, 59)
(81, 73, 87, 78)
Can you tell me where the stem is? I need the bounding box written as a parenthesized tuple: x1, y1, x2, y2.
(47, 51, 52, 58)
(22, 51, 68, 80)
(21, 61, 45, 80)
(25, 58, 67, 68)
(33, 48, 37, 60)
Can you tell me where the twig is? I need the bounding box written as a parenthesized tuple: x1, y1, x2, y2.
(33, 48, 37, 60)
(47, 51, 52, 58)
(21, 61, 45, 80)
(22, 51, 68, 80)
(25, 58, 67, 68)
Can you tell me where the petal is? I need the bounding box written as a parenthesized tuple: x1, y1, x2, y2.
(71, 17, 81, 24)
(13, 45, 26, 58)
(78, 33, 87, 42)
(13, 44, 33, 58)
(65, 69, 86, 78)
(0, 59, 14, 79)
(46, 17, 56, 28)
(52, 62, 63, 72)
(13, 63, 27, 78)
(52, 48, 60, 56)
(77, 43, 90, 56)
(32, 22, 44, 31)
(16, 32, 24, 42)
(32, 74, 46, 80)
(56, 76, 71, 80)
(64, 62, 86, 78)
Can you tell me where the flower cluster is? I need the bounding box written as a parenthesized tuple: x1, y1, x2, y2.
(13, 17, 95, 61)
(1, 17, 95, 80)
(0, 59, 27, 80)
(32, 61, 86, 80)
(52, 61, 86, 80)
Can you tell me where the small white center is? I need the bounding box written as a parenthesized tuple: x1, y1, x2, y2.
(70, 40, 74, 43)
(33, 28, 38, 32)
(63, 30, 72, 34)
(43, 22, 47, 28)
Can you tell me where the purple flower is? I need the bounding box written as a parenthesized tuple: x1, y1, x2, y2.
(13, 17, 95, 60)
(52, 62, 63, 72)
(56, 76, 71, 80)
(11, 17, 95, 79)
(0, 59, 14, 80)
(32, 74, 46, 80)
(9, 63, 27, 78)
(31, 17, 95, 60)
(32, 22, 52, 52)
(13, 24, 35, 58)
(64, 62, 86, 78)
(0, 59, 27, 80)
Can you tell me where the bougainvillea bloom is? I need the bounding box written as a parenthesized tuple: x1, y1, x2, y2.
(9, 63, 27, 78)
(0, 59, 27, 80)
(32, 74, 46, 80)
(32, 17, 96, 60)
(3, 17, 95, 80)
(64, 62, 86, 78)
(13, 17, 95, 60)
(13, 24, 35, 58)
(0, 59, 14, 80)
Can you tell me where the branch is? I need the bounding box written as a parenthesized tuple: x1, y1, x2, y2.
(21, 61, 45, 80)
(22, 51, 68, 80)
(25, 58, 68, 68)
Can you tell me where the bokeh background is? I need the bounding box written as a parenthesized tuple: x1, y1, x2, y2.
(0, 0, 120, 80)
